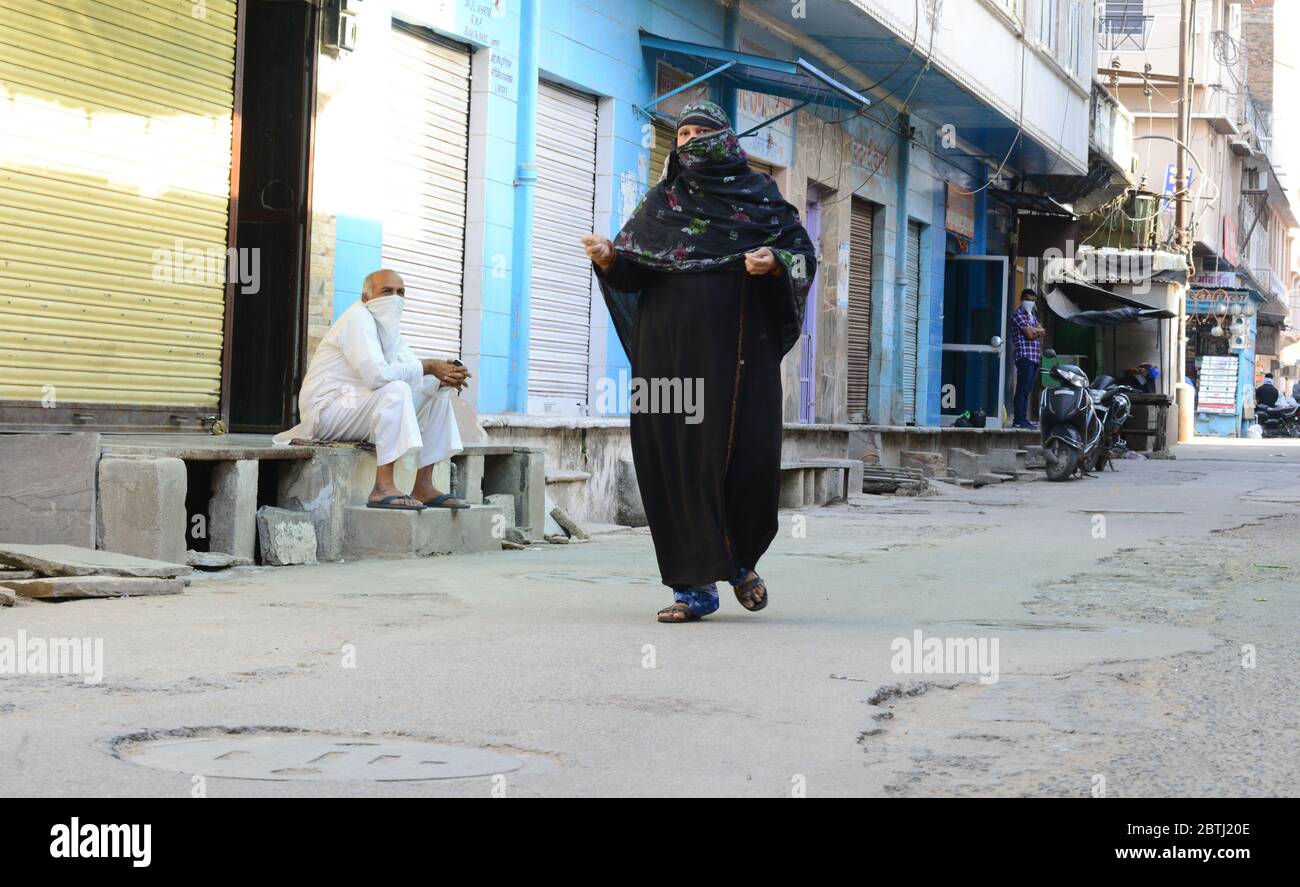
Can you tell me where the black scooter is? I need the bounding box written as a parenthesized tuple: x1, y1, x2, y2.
(1039, 349, 1105, 481)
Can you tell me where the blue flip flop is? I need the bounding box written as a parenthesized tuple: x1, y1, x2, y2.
(367, 495, 425, 511)
(424, 493, 470, 510)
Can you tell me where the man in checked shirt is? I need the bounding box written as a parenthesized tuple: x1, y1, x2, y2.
(1010, 288, 1047, 429)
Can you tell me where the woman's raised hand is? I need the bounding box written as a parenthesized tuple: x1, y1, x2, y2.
(744, 247, 782, 277)
(582, 234, 616, 271)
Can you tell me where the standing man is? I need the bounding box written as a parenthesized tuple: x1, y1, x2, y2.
(1010, 287, 1046, 429)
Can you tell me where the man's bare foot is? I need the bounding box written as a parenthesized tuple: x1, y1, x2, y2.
(368, 483, 422, 508)
(409, 484, 466, 508)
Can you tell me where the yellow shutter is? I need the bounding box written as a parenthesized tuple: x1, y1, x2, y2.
(649, 121, 674, 186)
(0, 0, 238, 411)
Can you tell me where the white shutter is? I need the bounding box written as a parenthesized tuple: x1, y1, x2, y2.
(529, 81, 597, 413)
(382, 26, 470, 360)
(902, 221, 922, 424)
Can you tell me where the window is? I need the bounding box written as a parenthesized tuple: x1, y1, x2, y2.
(993, 0, 1024, 22)
(1099, 0, 1152, 51)
(1038, 0, 1059, 52)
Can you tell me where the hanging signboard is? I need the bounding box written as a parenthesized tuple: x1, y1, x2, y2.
(1222, 212, 1240, 266)
(654, 61, 709, 120)
(735, 88, 794, 167)
(1197, 354, 1239, 414)
(945, 181, 976, 239)
(1191, 271, 1239, 289)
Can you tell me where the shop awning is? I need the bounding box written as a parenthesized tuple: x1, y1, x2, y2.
(990, 188, 1076, 219)
(1045, 275, 1175, 326)
(640, 32, 870, 134)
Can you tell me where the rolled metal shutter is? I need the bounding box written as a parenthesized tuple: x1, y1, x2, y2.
(0, 0, 238, 415)
(529, 81, 596, 412)
(847, 198, 874, 422)
(902, 221, 922, 424)
(650, 121, 674, 185)
(382, 25, 470, 360)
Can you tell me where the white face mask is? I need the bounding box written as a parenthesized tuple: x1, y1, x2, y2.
(365, 295, 404, 354)
(1024, 299, 1037, 315)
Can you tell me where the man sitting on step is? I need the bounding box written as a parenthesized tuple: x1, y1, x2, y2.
(274, 269, 471, 511)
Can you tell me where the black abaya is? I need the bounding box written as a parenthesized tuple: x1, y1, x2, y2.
(596, 256, 786, 588)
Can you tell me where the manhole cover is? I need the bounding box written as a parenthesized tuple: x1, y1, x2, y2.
(119, 731, 523, 782)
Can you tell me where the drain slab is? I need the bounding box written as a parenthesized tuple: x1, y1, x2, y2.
(121, 732, 523, 782)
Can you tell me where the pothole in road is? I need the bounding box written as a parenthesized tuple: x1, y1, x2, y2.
(115, 728, 524, 782)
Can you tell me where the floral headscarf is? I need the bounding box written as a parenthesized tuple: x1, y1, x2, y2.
(601, 101, 817, 357)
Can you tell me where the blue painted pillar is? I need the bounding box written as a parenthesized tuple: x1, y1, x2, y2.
(893, 115, 912, 421)
(722, 0, 739, 126)
(507, 0, 541, 412)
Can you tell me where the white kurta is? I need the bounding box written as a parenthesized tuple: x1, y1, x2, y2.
(273, 301, 463, 467)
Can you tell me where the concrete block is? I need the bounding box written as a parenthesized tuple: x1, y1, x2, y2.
(825, 468, 846, 502)
(803, 468, 815, 505)
(900, 451, 946, 477)
(813, 468, 831, 505)
(614, 457, 647, 527)
(0, 543, 190, 579)
(847, 460, 864, 496)
(847, 429, 882, 463)
(1024, 445, 1047, 469)
(343, 504, 503, 558)
(945, 448, 989, 482)
(277, 449, 351, 563)
(3, 575, 183, 599)
(209, 460, 258, 559)
(550, 506, 589, 540)
(482, 448, 546, 540)
(0, 589, 13, 607)
(988, 448, 1027, 475)
(450, 453, 485, 504)
(187, 551, 253, 569)
(778, 468, 804, 508)
(97, 456, 187, 565)
(0, 432, 99, 548)
(256, 506, 318, 566)
(484, 493, 516, 528)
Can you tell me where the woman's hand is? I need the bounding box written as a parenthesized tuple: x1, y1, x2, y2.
(744, 247, 782, 277)
(582, 234, 616, 271)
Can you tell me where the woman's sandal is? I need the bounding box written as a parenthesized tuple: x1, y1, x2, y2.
(657, 602, 700, 623)
(733, 571, 768, 612)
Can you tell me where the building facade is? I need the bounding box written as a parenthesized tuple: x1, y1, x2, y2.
(1, 0, 1103, 438)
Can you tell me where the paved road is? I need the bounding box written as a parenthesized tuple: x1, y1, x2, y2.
(2, 440, 1297, 797)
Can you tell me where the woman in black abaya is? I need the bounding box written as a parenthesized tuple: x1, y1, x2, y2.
(581, 101, 816, 623)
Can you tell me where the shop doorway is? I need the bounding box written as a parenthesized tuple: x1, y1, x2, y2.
(941, 255, 1008, 427)
(227, 0, 319, 432)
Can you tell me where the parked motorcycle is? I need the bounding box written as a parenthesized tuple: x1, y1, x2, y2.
(1257, 403, 1300, 438)
(1039, 350, 1105, 481)
(1083, 374, 1135, 472)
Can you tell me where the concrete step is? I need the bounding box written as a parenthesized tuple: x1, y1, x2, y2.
(343, 504, 503, 559)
